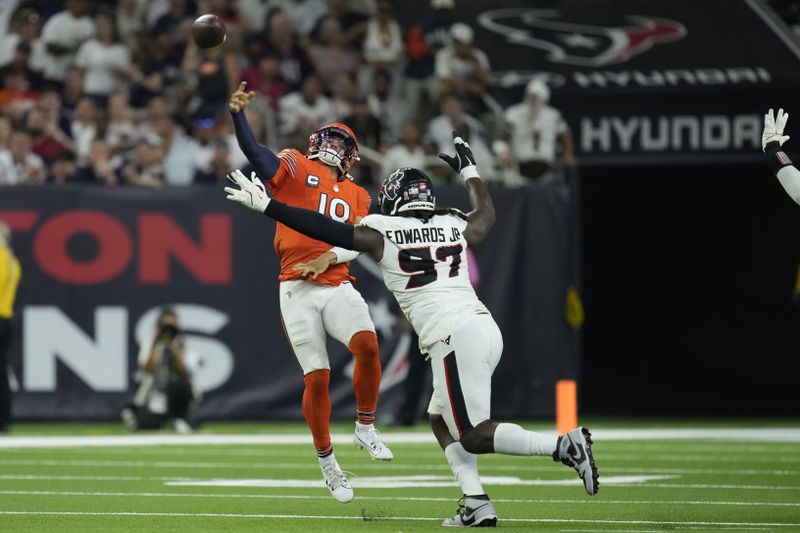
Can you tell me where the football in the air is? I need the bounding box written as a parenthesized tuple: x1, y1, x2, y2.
(192, 14, 226, 49)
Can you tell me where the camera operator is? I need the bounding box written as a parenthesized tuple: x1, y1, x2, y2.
(121, 306, 200, 433)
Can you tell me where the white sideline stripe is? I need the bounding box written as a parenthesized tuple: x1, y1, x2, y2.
(4, 474, 800, 491)
(1, 458, 794, 477)
(166, 474, 676, 489)
(0, 511, 797, 528)
(3, 490, 800, 508)
(1, 428, 800, 448)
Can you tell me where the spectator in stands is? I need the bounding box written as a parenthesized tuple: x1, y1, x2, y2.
(311, 0, 369, 47)
(37, 89, 72, 140)
(194, 139, 231, 185)
(105, 92, 139, 155)
(0, 41, 43, 92)
(70, 97, 97, 164)
(0, 130, 46, 184)
(278, 74, 333, 149)
(77, 138, 120, 185)
(49, 150, 79, 184)
(0, 221, 21, 434)
(363, 0, 404, 77)
(75, 12, 131, 104)
(405, 0, 455, 121)
(330, 72, 357, 121)
(504, 80, 576, 182)
(308, 16, 361, 91)
(381, 122, 427, 180)
(120, 138, 165, 187)
(39, 0, 95, 88)
(427, 94, 494, 178)
(368, 69, 405, 143)
(116, 0, 147, 45)
(240, 54, 286, 110)
(275, 0, 328, 38)
(155, 114, 199, 186)
(0, 69, 39, 117)
(191, 116, 219, 174)
(0, 9, 43, 69)
(121, 306, 201, 433)
(246, 9, 312, 91)
(60, 66, 84, 114)
(26, 107, 68, 164)
(435, 22, 491, 115)
(182, 40, 238, 120)
(343, 95, 384, 184)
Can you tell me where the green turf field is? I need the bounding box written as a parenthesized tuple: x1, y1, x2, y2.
(1, 421, 799, 532)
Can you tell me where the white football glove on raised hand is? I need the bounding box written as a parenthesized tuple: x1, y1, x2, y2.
(762, 108, 790, 152)
(224, 169, 270, 212)
(439, 130, 480, 180)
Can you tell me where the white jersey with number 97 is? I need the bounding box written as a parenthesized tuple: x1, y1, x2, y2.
(360, 212, 490, 351)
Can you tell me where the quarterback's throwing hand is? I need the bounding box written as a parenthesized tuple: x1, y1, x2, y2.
(439, 130, 479, 180)
(229, 81, 256, 114)
(224, 169, 270, 212)
(763, 108, 790, 152)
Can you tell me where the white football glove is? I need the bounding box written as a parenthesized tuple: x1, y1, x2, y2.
(224, 169, 270, 212)
(762, 108, 790, 152)
(439, 131, 480, 180)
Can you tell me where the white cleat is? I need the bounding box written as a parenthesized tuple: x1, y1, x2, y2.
(354, 423, 394, 461)
(442, 495, 497, 527)
(320, 458, 353, 503)
(553, 426, 599, 495)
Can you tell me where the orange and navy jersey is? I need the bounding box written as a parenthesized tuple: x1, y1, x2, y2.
(268, 148, 371, 285)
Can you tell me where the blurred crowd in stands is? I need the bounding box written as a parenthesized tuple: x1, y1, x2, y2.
(0, 0, 576, 191)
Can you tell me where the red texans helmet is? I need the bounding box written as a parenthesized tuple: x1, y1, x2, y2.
(307, 122, 360, 175)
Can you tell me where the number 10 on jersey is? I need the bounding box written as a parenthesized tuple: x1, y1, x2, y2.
(317, 192, 351, 222)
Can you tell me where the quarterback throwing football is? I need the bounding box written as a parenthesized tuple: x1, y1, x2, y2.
(225, 132, 599, 526)
(229, 82, 392, 504)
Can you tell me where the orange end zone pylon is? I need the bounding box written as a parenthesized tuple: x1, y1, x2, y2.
(556, 379, 578, 435)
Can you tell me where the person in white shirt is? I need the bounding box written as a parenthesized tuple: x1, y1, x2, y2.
(155, 115, 200, 187)
(0, 131, 45, 185)
(427, 95, 494, 178)
(0, 9, 45, 70)
(363, 0, 404, 70)
(435, 23, 490, 113)
(75, 12, 132, 100)
(278, 74, 334, 149)
(381, 122, 427, 179)
(504, 79, 576, 182)
(762, 108, 800, 206)
(39, 0, 95, 85)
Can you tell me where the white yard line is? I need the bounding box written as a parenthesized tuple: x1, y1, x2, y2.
(2, 490, 800, 508)
(0, 458, 795, 477)
(0, 511, 797, 528)
(1, 428, 800, 448)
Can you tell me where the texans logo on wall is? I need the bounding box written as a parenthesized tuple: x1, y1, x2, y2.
(478, 8, 686, 66)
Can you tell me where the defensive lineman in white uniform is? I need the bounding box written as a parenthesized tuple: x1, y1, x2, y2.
(225, 132, 599, 527)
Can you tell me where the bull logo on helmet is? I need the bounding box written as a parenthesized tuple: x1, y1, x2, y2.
(478, 8, 686, 67)
(381, 169, 405, 201)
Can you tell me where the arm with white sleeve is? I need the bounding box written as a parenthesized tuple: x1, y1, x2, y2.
(763, 108, 800, 206)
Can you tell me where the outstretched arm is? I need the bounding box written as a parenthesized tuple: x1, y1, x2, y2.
(439, 132, 496, 245)
(230, 82, 281, 179)
(224, 170, 385, 260)
(763, 108, 800, 206)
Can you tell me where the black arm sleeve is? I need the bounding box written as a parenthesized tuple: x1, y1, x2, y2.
(765, 141, 793, 175)
(264, 200, 355, 249)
